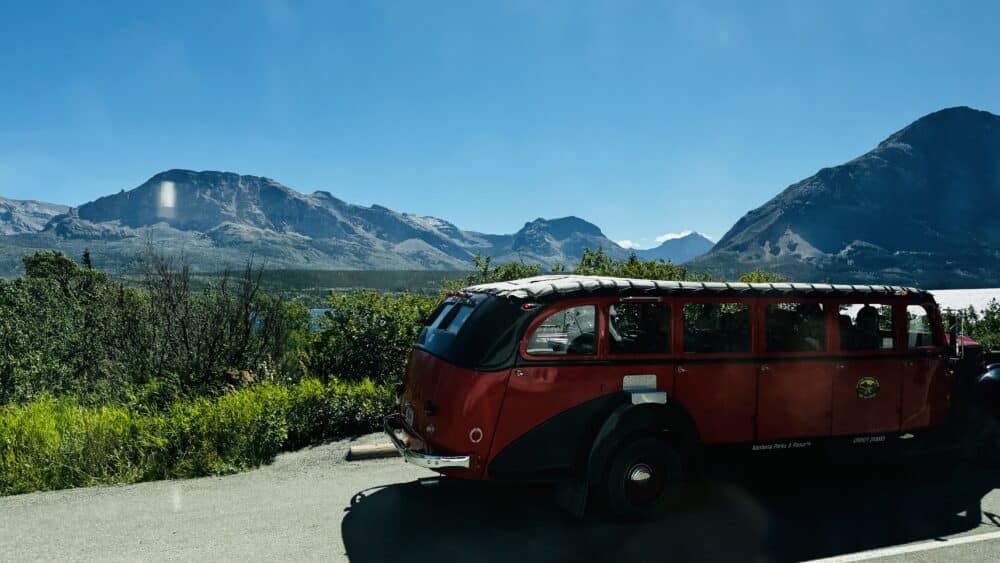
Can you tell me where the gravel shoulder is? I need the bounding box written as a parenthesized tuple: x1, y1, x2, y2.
(0, 433, 432, 563)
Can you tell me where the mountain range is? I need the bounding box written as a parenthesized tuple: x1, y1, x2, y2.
(1, 106, 998, 287)
(0, 170, 646, 274)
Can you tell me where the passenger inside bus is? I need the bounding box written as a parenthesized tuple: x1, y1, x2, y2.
(839, 304, 894, 351)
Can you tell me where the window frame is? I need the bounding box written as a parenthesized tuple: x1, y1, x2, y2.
(520, 298, 603, 360)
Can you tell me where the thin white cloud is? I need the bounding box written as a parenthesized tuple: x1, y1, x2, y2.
(617, 239, 641, 250)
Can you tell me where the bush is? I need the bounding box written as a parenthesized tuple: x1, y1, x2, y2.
(572, 247, 711, 281)
(309, 291, 437, 384)
(0, 251, 310, 405)
(969, 299, 1000, 351)
(445, 253, 542, 290)
(0, 378, 394, 496)
(738, 269, 786, 283)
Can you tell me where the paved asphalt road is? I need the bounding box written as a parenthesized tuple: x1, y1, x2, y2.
(1, 434, 999, 563)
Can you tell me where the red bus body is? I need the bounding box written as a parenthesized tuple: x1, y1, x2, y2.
(385, 276, 952, 483)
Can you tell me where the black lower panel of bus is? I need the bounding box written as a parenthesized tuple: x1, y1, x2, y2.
(488, 393, 627, 482)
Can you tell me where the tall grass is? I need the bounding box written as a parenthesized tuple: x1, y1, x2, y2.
(0, 378, 394, 496)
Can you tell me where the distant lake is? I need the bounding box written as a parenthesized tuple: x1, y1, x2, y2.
(309, 309, 330, 332)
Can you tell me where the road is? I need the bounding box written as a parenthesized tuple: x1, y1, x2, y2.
(1, 434, 999, 562)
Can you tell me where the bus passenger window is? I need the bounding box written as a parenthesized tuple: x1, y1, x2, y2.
(839, 304, 894, 351)
(766, 303, 826, 352)
(526, 305, 596, 355)
(683, 302, 751, 354)
(609, 303, 671, 354)
(907, 305, 939, 348)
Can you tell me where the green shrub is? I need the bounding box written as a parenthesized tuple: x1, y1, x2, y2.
(969, 299, 1000, 351)
(444, 253, 542, 290)
(0, 252, 309, 405)
(0, 379, 393, 496)
(738, 269, 786, 283)
(309, 291, 437, 384)
(0, 397, 152, 494)
(572, 248, 712, 281)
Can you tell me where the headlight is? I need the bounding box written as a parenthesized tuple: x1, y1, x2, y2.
(403, 403, 415, 427)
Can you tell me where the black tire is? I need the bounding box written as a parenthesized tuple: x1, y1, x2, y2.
(604, 437, 682, 520)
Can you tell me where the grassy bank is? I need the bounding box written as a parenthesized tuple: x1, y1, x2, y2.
(0, 378, 393, 496)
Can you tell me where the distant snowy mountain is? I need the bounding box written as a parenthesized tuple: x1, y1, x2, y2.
(634, 232, 714, 263)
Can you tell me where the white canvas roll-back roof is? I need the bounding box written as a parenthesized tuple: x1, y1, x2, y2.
(463, 275, 932, 302)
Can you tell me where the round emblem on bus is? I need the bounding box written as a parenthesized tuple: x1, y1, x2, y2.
(469, 427, 484, 443)
(856, 376, 880, 399)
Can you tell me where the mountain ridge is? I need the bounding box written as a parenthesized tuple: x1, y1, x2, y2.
(690, 106, 1000, 288)
(0, 170, 629, 273)
(0, 197, 70, 235)
(634, 232, 714, 263)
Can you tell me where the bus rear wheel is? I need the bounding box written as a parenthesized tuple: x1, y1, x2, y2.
(605, 437, 682, 520)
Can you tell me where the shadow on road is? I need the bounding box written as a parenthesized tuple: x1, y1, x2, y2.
(342, 457, 998, 562)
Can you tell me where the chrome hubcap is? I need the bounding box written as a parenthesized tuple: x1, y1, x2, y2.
(628, 463, 653, 483)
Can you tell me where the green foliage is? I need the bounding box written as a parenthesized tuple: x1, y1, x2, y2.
(941, 300, 1000, 351)
(0, 378, 393, 496)
(738, 269, 786, 283)
(572, 248, 712, 281)
(22, 250, 108, 292)
(445, 253, 542, 290)
(309, 290, 437, 384)
(0, 252, 308, 405)
(969, 299, 1000, 351)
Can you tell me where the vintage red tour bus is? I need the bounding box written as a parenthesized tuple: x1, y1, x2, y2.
(385, 275, 955, 518)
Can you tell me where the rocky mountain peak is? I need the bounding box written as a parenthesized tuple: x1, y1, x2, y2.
(692, 106, 1000, 287)
(521, 216, 605, 239)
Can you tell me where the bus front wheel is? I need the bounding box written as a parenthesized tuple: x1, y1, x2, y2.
(604, 437, 682, 520)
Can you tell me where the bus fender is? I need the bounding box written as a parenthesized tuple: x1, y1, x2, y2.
(584, 400, 699, 486)
(973, 365, 1000, 414)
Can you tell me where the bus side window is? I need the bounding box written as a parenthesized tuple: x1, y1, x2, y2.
(609, 302, 671, 354)
(526, 305, 597, 356)
(839, 304, 894, 351)
(683, 302, 751, 354)
(907, 305, 939, 348)
(765, 302, 826, 353)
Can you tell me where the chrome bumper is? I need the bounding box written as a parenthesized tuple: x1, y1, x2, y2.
(383, 414, 471, 470)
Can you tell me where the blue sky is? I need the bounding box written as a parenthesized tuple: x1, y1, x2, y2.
(1, 1, 997, 248)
